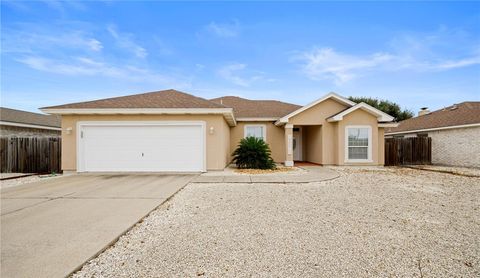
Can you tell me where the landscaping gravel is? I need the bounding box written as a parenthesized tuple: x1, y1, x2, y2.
(73, 167, 480, 277)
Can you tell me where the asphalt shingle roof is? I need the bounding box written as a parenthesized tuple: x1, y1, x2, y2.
(0, 107, 61, 128)
(41, 89, 227, 109)
(210, 96, 301, 118)
(386, 102, 480, 134)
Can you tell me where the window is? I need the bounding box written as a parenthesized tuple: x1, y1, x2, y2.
(346, 126, 372, 162)
(244, 125, 266, 141)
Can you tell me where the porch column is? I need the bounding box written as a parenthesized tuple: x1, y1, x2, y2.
(284, 124, 294, 166)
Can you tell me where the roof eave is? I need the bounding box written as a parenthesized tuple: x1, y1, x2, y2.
(385, 123, 480, 135)
(40, 107, 237, 126)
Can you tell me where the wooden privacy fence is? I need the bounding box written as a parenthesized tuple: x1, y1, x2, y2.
(385, 137, 432, 166)
(0, 137, 61, 173)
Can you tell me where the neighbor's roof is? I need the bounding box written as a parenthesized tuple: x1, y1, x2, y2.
(385, 102, 480, 134)
(0, 107, 61, 128)
(210, 96, 301, 118)
(41, 89, 227, 109)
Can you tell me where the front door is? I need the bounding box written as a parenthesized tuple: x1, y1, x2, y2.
(293, 129, 302, 161)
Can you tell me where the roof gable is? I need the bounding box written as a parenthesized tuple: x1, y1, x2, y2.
(327, 102, 395, 123)
(275, 92, 356, 125)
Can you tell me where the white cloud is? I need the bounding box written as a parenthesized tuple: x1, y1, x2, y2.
(218, 63, 264, 87)
(2, 29, 103, 53)
(295, 28, 480, 84)
(296, 47, 480, 84)
(434, 57, 480, 70)
(205, 20, 240, 38)
(297, 48, 393, 84)
(107, 25, 147, 58)
(17, 56, 190, 88)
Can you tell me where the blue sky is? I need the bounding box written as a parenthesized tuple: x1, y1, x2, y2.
(1, 1, 479, 114)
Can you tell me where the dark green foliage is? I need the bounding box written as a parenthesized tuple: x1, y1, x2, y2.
(232, 137, 276, 169)
(348, 96, 414, 121)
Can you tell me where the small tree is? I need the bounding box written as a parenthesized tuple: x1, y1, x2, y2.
(348, 96, 414, 121)
(232, 137, 276, 169)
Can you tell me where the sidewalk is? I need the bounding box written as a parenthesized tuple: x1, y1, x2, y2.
(192, 166, 339, 183)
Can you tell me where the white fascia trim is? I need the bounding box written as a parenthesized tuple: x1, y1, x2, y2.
(327, 102, 395, 123)
(41, 108, 237, 127)
(275, 92, 356, 125)
(385, 123, 480, 135)
(0, 121, 61, 131)
(236, 117, 278, 122)
(378, 123, 399, 128)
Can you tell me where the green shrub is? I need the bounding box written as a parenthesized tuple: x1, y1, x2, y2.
(232, 137, 276, 169)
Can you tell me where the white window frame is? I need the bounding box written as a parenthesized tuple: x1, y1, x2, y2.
(244, 124, 267, 141)
(345, 125, 372, 163)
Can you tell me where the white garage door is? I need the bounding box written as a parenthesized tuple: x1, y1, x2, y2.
(78, 122, 205, 172)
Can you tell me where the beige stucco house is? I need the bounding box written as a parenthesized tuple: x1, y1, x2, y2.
(41, 89, 396, 172)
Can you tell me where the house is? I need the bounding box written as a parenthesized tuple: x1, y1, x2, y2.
(0, 107, 61, 137)
(385, 102, 480, 168)
(40, 89, 396, 172)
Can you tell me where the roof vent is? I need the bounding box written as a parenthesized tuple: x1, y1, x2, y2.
(450, 104, 458, 110)
(418, 107, 430, 116)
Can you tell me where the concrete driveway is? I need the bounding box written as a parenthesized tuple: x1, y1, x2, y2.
(1, 174, 194, 278)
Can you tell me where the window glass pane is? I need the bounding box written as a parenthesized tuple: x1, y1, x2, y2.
(348, 147, 368, 159)
(347, 128, 369, 159)
(348, 128, 368, 146)
(246, 126, 264, 140)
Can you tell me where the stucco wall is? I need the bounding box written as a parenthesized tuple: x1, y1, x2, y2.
(290, 98, 348, 165)
(229, 121, 285, 162)
(303, 125, 322, 164)
(336, 109, 382, 166)
(429, 126, 480, 168)
(61, 114, 230, 171)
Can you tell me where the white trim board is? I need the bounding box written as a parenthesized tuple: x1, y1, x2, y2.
(275, 92, 356, 125)
(76, 121, 207, 173)
(328, 102, 395, 123)
(0, 121, 61, 131)
(41, 108, 237, 127)
(236, 117, 278, 122)
(385, 123, 480, 135)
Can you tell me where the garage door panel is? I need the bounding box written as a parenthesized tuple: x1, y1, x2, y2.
(80, 123, 204, 172)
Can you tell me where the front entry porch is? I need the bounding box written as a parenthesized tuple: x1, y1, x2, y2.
(284, 124, 324, 167)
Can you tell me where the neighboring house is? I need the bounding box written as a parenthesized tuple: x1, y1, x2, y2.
(40, 89, 396, 172)
(0, 107, 61, 137)
(385, 102, 480, 168)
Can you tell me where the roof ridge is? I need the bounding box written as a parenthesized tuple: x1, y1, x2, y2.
(41, 89, 227, 110)
(212, 96, 300, 106)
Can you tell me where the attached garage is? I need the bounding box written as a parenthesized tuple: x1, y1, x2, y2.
(77, 122, 206, 172)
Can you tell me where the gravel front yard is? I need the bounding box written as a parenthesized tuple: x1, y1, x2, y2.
(73, 167, 479, 277)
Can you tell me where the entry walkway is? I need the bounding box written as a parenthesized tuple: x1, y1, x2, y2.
(193, 166, 339, 183)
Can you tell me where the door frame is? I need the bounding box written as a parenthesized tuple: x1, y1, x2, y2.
(76, 121, 207, 172)
(293, 127, 303, 161)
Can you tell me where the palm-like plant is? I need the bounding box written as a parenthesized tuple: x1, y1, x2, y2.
(232, 136, 276, 169)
